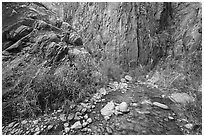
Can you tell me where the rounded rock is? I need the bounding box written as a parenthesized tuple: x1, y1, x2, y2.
(125, 75, 133, 81)
(64, 123, 69, 127)
(118, 102, 129, 112)
(67, 113, 75, 121)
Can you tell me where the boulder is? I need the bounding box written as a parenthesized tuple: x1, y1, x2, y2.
(61, 22, 72, 31)
(100, 101, 115, 120)
(9, 25, 32, 41)
(69, 32, 83, 46)
(169, 93, 194, 104)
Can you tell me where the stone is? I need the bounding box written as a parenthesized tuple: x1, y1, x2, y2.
(21, 120, 27, 125)
(81, 128, 88, 132)
(91, 105, 95, 109)
(106, 126, 113, 134)
(33, 120, 38, 125)
(125, 75, 133, 81)
(168, 116, 174, 120)
(35, 127, 40, 132)
(67, 113, 75, 121)
(87, 118, 92, 124)
(13, 123, 19, 128)
(99, 88, 107, 95)
(184, 123, 193, 129)
(153, 102, 169, 109)
(8, 122, 15, 128)
(64, 127, 70, 133)
(71, 121, 82, 129)
(47, 125, 54, 130)
(119, 82, 128, 89)
(25, 130, 30, 135)
(57, 109, 62, 113)
(64, 123, 69, 127)
(60, 114, 67, 122)
(84, 114, 88, 119)
(81, 108, 87, 114)
(169, 93, 194, 104)
(76, 105, 83, 112)
(34, 131, 41, 135)
(100, 101, 115, 120)
(82, 122, 88, 127)
(74, 112, 82, 120)
(118, 102, 129, 112)
(121, 78, 126, 83)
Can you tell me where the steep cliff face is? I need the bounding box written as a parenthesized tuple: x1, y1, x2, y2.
(45, 2, 200, 73)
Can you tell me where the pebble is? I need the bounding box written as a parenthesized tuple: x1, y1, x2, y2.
(25, 130, 30, 135)
(92, 105, 95, 109)
(121, 78, 126, 83)
(99, 88, 107, 95)
(81, 128, 88, 132)
(118, 102, 129, 112)
(8, 122, 15, 128)
(35, 127, 40, 132)
(71, 121, 82, 129)
(125, 75, 133, 81)
(57, 109, 63, 113)
(168, 116, 174, 120)
(82, 122, 88, 127)
(81, 108, 87, 114)
(21, 120, 27, 125)
(106, 126, 113, 134)
(84, 114, 88, 119)
(184, 123, 193, 129)
(60, 114, 67, 122)
(64, 127, 70, 133)
(47, 125, 53, 130)
(34, 131, 41, 135)
(64, 123, 69, 127)
(131, 103, 138, 107)
(87, 118, 92, 124)
(76, 105, 83, 112)
(13, 123, 19, 128)
(33, 120, 38, 125)
(153, 102, 169, 109)
(67, 113, 75, 121)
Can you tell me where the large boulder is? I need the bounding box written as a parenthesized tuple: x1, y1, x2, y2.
(169, 93, 194, 104)
(8, 25, 32, 41)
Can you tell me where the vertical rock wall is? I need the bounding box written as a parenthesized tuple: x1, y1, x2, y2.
(43, 2, 201, 72)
